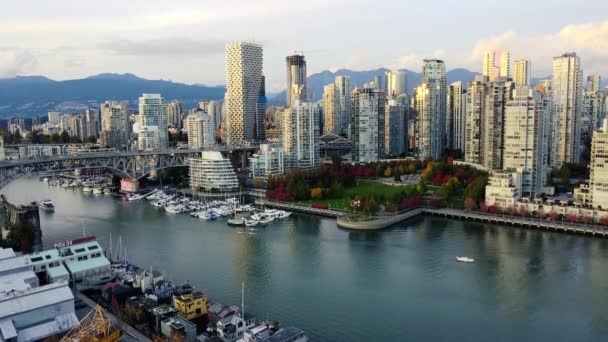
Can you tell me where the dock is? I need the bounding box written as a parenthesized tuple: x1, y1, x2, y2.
(255, 199, 345, 217)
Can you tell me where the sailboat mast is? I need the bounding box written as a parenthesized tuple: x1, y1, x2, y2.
(241, 281, 245, 319)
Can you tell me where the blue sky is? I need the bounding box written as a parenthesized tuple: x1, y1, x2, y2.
(0, 0, 607, 91)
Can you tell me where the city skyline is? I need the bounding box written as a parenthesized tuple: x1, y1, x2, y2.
(1, 1, 608, 92)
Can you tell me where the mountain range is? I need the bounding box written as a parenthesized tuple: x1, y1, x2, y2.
(0, 73, 225, 118)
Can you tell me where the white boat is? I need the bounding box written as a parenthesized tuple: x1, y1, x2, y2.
(165, 204, 185, 214)
(244, 219, 259, 227)
(82, 186, 93, 193)
(92, 187, 103, 195)
(275, 210, 292, 219)
(42, 177, 49, 183)
(37, 199, 55, 212)
(127, 193, 145, 201)
(456, 256, 475, 263)
(227, 217, 245, 226)
(259, 215, 274, 225)
(103, 188, 113, 195)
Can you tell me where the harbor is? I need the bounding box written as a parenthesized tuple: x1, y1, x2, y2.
(3, 176, 608, 341)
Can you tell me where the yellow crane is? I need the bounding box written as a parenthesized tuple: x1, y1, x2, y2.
(61, 305, 122, 342)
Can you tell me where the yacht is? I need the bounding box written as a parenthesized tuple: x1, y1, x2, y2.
(37, 199, 55, 212)
(103, 188, 113, 195)
(82, 186, 93, 193)
(244, 219, 259, 227)
(92, 187, 103, 195)
(456, 256, 475, 263)
(228, 217, 245, 227)
(238, 322, 309, 342)
(275, 210, 292, 220)
(258, 215, 274, 225)
(127, 193, 145, 201)
(217, 314, 256, 342)
(165, 204, 185, 214)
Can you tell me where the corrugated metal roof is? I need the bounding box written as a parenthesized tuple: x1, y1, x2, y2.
(0, 318, 17, 340)
(0, 248, 16, 260)
(0, 255, 31, 274)
(46, 264, 69, 279)
(0, 270, 38, 290)
(0, 281, 73, 319)
(17, 312, 79, 341)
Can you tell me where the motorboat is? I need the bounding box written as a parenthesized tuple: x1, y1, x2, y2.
(82, 186, 93, 193)
(456, 256, 475, 263)
(92, 187, 103, 195)
(227, 217, 245, 226)
(244, 219, 259, 227)
(127, 193, 145, 201)
(165, 204, 185, 214)
(275, 210, 292, 219)
(103, 188, 113, 195)
(37, 199, 55, 212)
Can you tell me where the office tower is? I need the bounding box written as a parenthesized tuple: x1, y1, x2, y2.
(374, 75, 383, 90)
(447, 81, 466, 153)
(483, 79, 514, 170)
(207, 101, 222, 131)
(465, 76, 489, 164)
(415, 59, 447, 159)
(281, 100, 320, 169)
(588, 75, 601, 92)
(590, 119, 608, 208)
(503, 86, 548, 197)
(100, 101, 130, 150)
(386, 70, 407, 99)
(31, 116, 39, 129)
(483, 51, 510, 81)
(286, 54, 307, 107)
(385, 97, 407, 156)
(534, 81, 554, 167)
(351, 87, 386, 162)
(315, 100, 324, 136)
(551, 52, 582, 166)
(224, 42, 264, 145)
(186, 111, 215, 149)
(48, 112, 61, 125)
(334, 76, 352, 136)
(137, 94, 168, 151)
(513, 59, 531, 87)
(167, 101, 185, 129)
(584, 89, 607, 131)
(322, 83, 337, 134)
(256, 75, 267, 141)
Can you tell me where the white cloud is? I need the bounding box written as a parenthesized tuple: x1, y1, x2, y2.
(0, 48, 37, 77)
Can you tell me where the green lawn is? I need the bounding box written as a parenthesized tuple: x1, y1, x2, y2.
(298, 180, 415, 210)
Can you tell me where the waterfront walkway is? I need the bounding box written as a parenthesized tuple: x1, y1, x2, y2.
(255, 199, 345, 217)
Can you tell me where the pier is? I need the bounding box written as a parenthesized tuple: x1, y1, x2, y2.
(255, 199, 345, 217)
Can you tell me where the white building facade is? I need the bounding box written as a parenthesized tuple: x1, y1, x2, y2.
(137, 94, 168, 151)
(281, 100, 320, 169)
(189, 151, 239, 191)
(351, 87, 385, 162)
(186, 111, 215, 149)
(590, 119, 608, 209)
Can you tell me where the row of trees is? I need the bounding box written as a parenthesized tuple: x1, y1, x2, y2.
(469, 202, 608, 226)
(0, 223, 37, 253)
(0, 129, 97, 145)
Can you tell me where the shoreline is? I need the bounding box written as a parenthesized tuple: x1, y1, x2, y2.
(257, 199, 608, 237)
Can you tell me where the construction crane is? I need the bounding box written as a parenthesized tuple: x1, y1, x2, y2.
(61, 305, 122, 342)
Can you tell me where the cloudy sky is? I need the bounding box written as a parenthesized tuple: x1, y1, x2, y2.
(1, 0, 607, 91)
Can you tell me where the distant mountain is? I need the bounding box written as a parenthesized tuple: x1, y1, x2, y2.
(0, 73, 225, 118)
(270, 67, 480, 105)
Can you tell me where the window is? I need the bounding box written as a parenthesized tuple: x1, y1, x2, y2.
(88, 245, 99, 251)
(74, 248, 85, 253)
(31, 257, 43, 262)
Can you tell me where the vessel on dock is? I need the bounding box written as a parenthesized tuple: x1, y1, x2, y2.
(37, 199, 55, 212)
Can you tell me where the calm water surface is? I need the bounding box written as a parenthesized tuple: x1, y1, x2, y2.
(3, 177, 608, 341)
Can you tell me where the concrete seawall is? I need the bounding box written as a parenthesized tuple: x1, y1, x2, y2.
(337, 208, 424, 230)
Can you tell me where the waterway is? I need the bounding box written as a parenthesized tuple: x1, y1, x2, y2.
(3, 176, 608, 341)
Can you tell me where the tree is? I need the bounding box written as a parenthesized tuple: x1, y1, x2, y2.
(464, 197, 476, 211)
(519, 206, 527, 217)
(600, 216, 608, 226)
(86, 136, 97, 143)
(59, 130, 69, 143)
(463, 175, 488, 205)
(384, 166, 392, 178)
(393, 170, 401, 182)
(310, 187, 324, 200)
(330, 152, 342, 167)
(364, 197, 380, 216)
(3, 223, 36, 253)
(416, 180, 427, 195)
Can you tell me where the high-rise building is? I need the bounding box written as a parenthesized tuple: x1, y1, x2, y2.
(249, 143, 285, 178)
(422, 59, 447, 150)
(385, 70, 407, 99)
(483, 51, 510, 81)
(286, 54, 307, 107)
(447, 81, 466, 153)
(590, 119, 608, 208)
(207, 101, 222, 131)
(84, 107, 100, 138)
(47, 112, 61, 125)
(551, 52, 582, 166)
(322, 83, 337, 135)
(281, 100, 320, 169)
(256, 76, 267, 141)
(167, 101, 185, 129)
(137, 94, 168, 151)
(584, 89, 607, 131)
(224, 42, 264, 145)
(465, 76, 488, 164)
(189, 151, 238, 191)
(513, 59, 531, 87)
(335, 76, 351, 137)
(588, 75, 601, 92)
(385, 97, 407, 157)
(351, 87, 386, 162)
(503, 86, 548, 198)
(483, 79, 514, 170)
(186, 111, 215, 149)
(100, 101, 130, 150)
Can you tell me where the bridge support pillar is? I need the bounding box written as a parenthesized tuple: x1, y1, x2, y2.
(120, 178, 140, 193)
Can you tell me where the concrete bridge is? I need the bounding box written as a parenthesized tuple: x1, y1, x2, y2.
(0, 146, 257, 187)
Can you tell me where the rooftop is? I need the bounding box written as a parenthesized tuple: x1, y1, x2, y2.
(64, 255, 110, 274)
(264, 326, 307, 342)
(0, 255, 31, 275)
(0, 281, 73, 319)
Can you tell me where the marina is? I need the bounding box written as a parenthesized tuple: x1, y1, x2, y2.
(3, 176, 608, 341)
